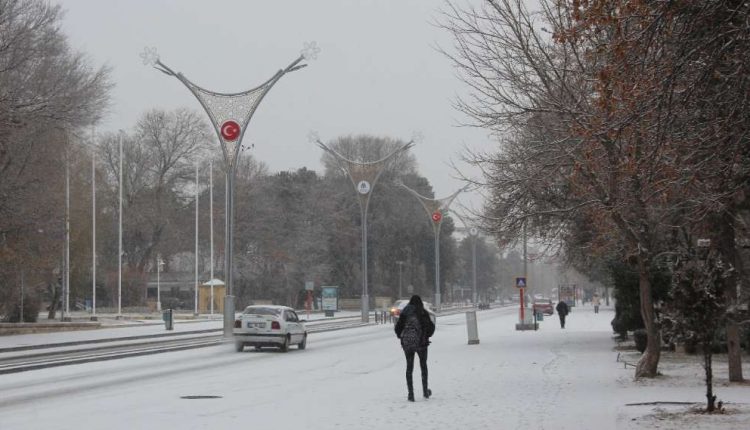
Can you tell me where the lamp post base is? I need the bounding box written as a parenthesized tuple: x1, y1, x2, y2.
(223, 295, 235, 338)
(361, 294, 369, 323)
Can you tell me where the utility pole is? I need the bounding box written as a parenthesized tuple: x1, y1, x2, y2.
(91, 127, 97, 321)
(195, 162, 199, 316)
(117, 131, 123, 318)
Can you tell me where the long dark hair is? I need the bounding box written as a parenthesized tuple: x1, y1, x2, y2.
(408, 295, 424, 313)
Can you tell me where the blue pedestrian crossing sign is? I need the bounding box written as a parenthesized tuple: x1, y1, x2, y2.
(515, 277, 527, 288)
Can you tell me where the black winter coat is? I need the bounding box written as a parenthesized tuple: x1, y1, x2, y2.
(394, 304, 435, 349)
(556, 301, 570, 316)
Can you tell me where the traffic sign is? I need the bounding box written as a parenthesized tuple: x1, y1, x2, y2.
(357, 180, 371, 194)
(469, 227, 478, 236)
(220, 120, 240, 141)
(431, 211, 442, 223)
(515, 277, 526, 288)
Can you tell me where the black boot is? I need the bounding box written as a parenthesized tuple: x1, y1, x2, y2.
(422, 372, 431, 398)
(407, 376, 414, 402)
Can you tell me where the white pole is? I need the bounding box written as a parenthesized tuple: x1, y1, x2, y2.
(20, 271, 24, 322)
(157, 255, 162, 312)
(118, 131, 123, 317)
(91, 127, 96, 319)
(64, 145, 70, 321)
(209, 160, 214, 316)
(195, 162, 199, 316)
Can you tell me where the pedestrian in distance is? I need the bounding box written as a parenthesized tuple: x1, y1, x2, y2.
(592, 294, 601, 314)
(556, 300, 570, 329)
(394, 295, 435, 402)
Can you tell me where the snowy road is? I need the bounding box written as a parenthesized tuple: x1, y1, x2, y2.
(2, 305, 744, 429)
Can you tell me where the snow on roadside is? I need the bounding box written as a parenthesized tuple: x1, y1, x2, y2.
(615, 347, 750, 429)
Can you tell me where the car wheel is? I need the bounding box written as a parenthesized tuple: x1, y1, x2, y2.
(298, 333, 307, 350)
(235, 342, 244, 352)
(280, 335, 290, 352)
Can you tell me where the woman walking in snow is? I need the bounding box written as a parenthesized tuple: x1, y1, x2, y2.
(395, 295, 435, 402)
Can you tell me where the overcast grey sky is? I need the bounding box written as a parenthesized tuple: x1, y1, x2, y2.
(60, 0, 490, 209)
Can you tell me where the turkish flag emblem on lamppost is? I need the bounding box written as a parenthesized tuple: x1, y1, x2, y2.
(431, 211, 442, 223)
(220, 120, 241, 141)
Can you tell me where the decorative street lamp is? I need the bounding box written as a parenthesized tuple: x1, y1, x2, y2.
(143, 43, 317, 336)
(311, 133, 415, 322)
(399, 183, 466, 310)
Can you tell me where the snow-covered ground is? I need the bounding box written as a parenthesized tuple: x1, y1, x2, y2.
(1, 305, 748, 429)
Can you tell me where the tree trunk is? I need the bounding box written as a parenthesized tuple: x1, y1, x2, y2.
(727, 323, 744, 382)
(704, 342, 716, 412)
(635, 256, 661, 378)
(47, 281, 60, 319)
(719, 210, 744, 381)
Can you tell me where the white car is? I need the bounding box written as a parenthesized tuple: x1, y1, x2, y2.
(233, 305, 307, 352)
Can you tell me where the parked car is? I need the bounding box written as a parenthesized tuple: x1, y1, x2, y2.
(390, 299, 436, 325)
(532, 298, 554, 316)
(233, 305, 307, 352)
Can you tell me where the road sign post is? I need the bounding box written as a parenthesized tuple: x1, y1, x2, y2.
(515, 276, 536, 331)
(516, 277, 526, 322)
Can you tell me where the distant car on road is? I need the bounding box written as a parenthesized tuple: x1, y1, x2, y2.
(390, 299, 436, 325)
(389, 299, 410, 319)
(233, 305, 307, 352)
(532, 298, 554, 316)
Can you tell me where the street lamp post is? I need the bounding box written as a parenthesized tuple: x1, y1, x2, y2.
(194, 163, 199, 316)
(144, 43, 317, 336)
(451, 212, 480, 305)
(63, 144, 71, 322)
(209, 160, 215, 316)
(20, 271, 24, 322)
(312, 134, 415, 322)
(399, 183, 466, 310)
(117, 131, 124, 318)
(157, 256, 164, 312)
(91, 127, 98, 321)
(397, 261, 404, 299)
(472, 233, 478, 303)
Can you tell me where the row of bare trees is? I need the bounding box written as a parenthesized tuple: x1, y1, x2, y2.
(4, 112, 519, 316)
(1, 0, 519, 321)
(441, 0, 749, 395)
(0, 0, 111, 318)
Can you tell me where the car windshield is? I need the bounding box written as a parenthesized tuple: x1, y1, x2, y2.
(243, 307, 281, 316)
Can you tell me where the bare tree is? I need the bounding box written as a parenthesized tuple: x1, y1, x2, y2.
(0, 0, 111, 315)
(97, 109, 211, 305)
(439, 0, 729, 377)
